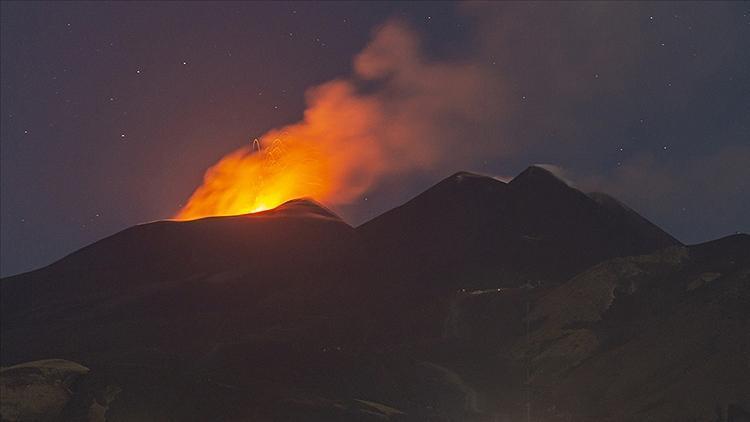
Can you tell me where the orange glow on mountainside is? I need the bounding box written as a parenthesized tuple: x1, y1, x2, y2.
(174, 81, 384, 220)
(175, 21, 486, 221)
(175, 138, 328, 219)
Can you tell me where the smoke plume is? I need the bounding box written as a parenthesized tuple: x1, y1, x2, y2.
(176, 20, 496, 219)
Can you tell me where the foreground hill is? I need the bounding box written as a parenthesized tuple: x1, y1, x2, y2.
(1, 199, 368, 363)
(444, 234, 750, 421)
(1, 168, 747, 422)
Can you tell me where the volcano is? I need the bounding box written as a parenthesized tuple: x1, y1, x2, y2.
(1, 166, 748, 422)
(359, 166, 678, 291)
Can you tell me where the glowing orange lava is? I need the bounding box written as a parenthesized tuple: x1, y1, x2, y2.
(175, 137, 328, 219)
(174, 81, 384, 220)
(174, 20, 479, 221)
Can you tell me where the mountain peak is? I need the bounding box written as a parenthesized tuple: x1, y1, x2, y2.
(446, 171, 499, 183)
(410, 170, 508, 205)
(509, 165, 570, 189)
(262, 198, 342, 221)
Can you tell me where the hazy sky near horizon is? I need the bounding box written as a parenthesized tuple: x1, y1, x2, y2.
(2, 1, 749, 276)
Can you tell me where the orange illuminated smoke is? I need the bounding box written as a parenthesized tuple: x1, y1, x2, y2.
(175, 137, 328, 219)
(175, 81, 385, 220)
(175, 21, 487, 220)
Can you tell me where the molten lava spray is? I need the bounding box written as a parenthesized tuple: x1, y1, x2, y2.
(175, 81, 384, 219)
(176, 21, 493, 220)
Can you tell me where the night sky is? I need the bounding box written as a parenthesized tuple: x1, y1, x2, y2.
(2, 1, 749, 276)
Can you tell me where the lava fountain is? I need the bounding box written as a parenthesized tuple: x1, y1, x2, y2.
(174, 81, 385, 220)
(175, 137, 328, 219)
(175, 21, 488, 220)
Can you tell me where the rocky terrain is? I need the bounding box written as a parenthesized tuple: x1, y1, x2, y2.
(1, 166, 748, 421)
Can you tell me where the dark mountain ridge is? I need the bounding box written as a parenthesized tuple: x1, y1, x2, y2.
(1, 166, 747, 422)
(1, 198, 368, 362)
(358, 165, 679, 290)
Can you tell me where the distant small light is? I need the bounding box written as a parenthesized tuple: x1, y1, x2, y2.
(182, 61, 187, 65)
(121, 133, 126, 138)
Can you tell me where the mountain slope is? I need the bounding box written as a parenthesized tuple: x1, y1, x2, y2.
(433, 234, 750, 421)
(357, 166, 679, 291)
(1, 199, 368, 363)
(2, 172, 746, 422)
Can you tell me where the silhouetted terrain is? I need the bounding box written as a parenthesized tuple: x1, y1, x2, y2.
(1, 166, 748, 421)
(360, 167, 678, 290)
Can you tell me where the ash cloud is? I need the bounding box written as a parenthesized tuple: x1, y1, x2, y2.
(185, 3, 749, 242)
(178, 20, 503, 218)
